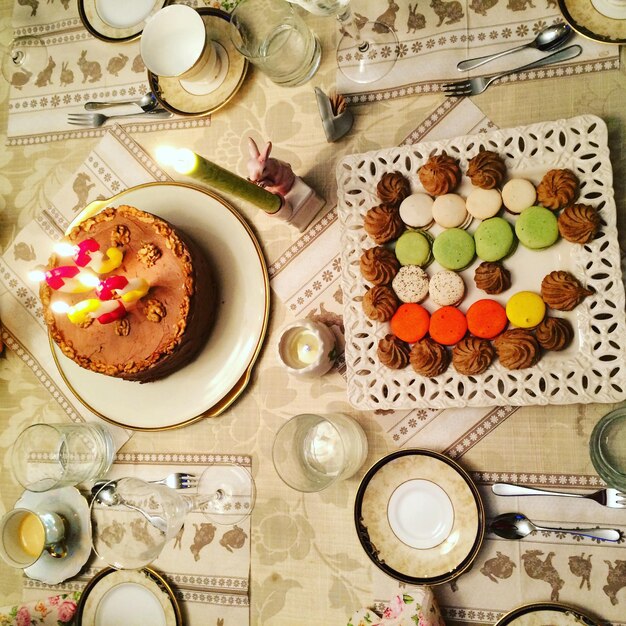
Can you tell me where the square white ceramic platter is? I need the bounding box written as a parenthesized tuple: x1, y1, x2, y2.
(336, 114, 626, 409)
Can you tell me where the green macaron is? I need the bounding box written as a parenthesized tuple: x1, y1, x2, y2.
(432, 228, 475, 271)
(515, 206, 559, 249)
(394, 230, 433, 267)
(474, 217, 516, 262)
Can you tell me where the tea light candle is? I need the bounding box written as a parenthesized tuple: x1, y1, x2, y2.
(155, 146, 283, 215)
(277, 320, 336, 377)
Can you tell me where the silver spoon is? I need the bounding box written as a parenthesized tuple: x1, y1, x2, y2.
(490, 512, 621, 542)
(457, 23, 573, 72)
(84, 92, 159, 112)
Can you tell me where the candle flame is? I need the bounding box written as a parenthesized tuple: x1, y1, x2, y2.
(77, 272, 100, 288)
(28, 268, 46, 283)
(53, 242, 77, 257)
(155, 146, 196, 175)
(51, 301, 70, 314)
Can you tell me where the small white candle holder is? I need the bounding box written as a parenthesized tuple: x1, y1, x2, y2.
(277, 319, 336, 377)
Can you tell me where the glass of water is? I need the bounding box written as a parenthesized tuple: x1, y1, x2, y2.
(229, 0, 321, 87)
(272, 413, 368, 491)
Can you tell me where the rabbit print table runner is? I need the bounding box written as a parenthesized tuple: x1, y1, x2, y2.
(337, 0, 619, 102)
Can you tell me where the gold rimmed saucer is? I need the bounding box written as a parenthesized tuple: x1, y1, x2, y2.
(558, 0, 626, 43)
(354, 449, 485, 585)
(495, 602, 599, 626)
(148, 8, 248, 117)
(79, 0, 171, 43)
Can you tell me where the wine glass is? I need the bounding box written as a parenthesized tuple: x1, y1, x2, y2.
(288, 0, 399, 84)
(90, 465, 255, 569)
(1, 35, 49, 90)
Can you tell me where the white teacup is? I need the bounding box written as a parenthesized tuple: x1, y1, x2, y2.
(0, 508, 67, 569)
(141, 4, 223, 94)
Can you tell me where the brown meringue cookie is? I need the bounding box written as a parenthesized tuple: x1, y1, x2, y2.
(535, 316, 574, 351)
(474, 261, 511, 295)
(536, 168, 579, 211)
(360, 246, 400, 285)
(377, 172, 412, 208)
(452, 337, 495, 375)
(466, 150, 506, 190)
(377, 334, 411, 369)
(494, 328, 540, 370)
(362, 285, 399, 322)
(558, 203, 600, 244)
(541, 270, 593, 311)
(364, 204, 404, 245)
(410, 338, 450, 377)
(418, 152, 461, 196)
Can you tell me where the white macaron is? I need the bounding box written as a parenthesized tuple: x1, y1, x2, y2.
(502, 179, 537, 214)
(399, 193, 434, 229)
(466, 188, 502, 220)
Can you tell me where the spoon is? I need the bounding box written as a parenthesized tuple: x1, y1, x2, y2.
(490, 512, 622, 542)
(457, 23, 573, 72)
(84, 92, 159, 112)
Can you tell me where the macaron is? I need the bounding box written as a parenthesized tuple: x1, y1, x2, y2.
(399, 193, 434, 229)
(394, 230, 433, 267)
(432, 228, 475, 271)
(515, 206, 559, 249)
(466, 188, 502, 220)
(474, 217, 516, 262)
(466, 299, 508, 339)
(429, 306, 468, 346)
(506, 291, 546, 328)
(432, 194, 472, 229)
(392, 265, 429, 303)
(502, 179, 537, 214)
(429, 270, 465, 307)
(390, 303, 430, 343)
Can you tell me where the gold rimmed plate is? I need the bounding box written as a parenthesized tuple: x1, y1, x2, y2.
(354, 449, 485, 585)
(558, 0, 626, 44)
(79, 0, 171, 43)
(76, 567, 182, 626)
(495, 602, 599, 626)
(148, 8, 248, 117)
(51, 182, 269, 431)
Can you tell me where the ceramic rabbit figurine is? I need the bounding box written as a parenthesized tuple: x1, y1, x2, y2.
(247, 139, 296, 197)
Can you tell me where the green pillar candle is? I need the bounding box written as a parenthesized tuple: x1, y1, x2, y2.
(155, 147, 282, 214)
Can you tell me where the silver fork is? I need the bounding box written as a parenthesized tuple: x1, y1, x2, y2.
(152, 472, 198, 489)
(442, 45, 582, 97)
(492, 482, 626, 508)
(67, 109, 172, 127)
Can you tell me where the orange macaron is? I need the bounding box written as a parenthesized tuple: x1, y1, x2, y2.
(466, 299, 508, 339)
(390, 303, 430, 343)
(429, 306, 467, 346)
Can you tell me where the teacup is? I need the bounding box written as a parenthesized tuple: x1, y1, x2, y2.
(0, 508, 67, 569)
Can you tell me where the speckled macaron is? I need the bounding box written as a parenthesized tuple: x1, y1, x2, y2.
(515, 206, 559, 249)
(392, 265, 430, 303)
(399, 193, 434, 229)
(502, 179, 537, 214)
(432, 228, 475, 271)
(466, 188, 502, 220)
(394, 230, 433, 266)
(474, 217, 516, 262)
(429, 270, 465, 307)
(432, 194, 472, 229)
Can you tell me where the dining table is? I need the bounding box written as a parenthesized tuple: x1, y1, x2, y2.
(1, 0, 625, 624)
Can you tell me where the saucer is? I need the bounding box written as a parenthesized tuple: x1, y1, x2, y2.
(16, 487, 91, 585)
(354, 449, 485, 585)
(495, 602, 598, 626)
(148, 8, 248, 117)
(558, 0, 626, 43)
(79, 0, 169, 42)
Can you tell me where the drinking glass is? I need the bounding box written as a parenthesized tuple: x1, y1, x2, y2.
(229, 0, 321, 87)
(12, 423, 115, 492)
(287, 0, 399, 84)
(272, 413, 368, 492)
(1, 35, 49, 90)
(589, 406, 626, 491)
(90, 465, 255, 569)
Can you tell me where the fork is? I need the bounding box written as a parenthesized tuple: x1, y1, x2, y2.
(442, 45, 582, 97)
(492, 482, 626, 508)
(67, 109, 172, 127)
(152, 472, 198, 489)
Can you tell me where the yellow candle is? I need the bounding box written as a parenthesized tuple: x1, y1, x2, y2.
(155, 146, 283, 214)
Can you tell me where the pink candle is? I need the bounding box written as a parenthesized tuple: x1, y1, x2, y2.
(54, 239, 124, 274)
(29, 265, 99, 293)
(96, 276, 150, 304)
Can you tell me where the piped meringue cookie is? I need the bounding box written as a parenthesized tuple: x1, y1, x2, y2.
(494, 328, 540, 370)
(360, 246, 399, 285)
(418, 152, 461, 196)
(364, 204, 404, 244)
(557, 203, 601, 244)
(452, 336, 495, 375)
(362, 285, 399, 322)
(540, 270, 593, 311)
(474, 261, 511, 295)
(377, 171, 412, 208)
(535, 316, 574, 351)
(409, 337, 450, 377)
(377, 334, 411, 369)
(466, 149, 506, 190)
(536, 168, 579, 210)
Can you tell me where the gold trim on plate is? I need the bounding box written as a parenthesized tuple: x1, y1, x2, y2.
(494, 601, 599, 626)
(558, 0, 626, 44)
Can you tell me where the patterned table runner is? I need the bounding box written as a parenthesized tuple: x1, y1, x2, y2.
(20, 453, 252, 625)
(336, 0, 619, 103)
(6, 0, 212, 145)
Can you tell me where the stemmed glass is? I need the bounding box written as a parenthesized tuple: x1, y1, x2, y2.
(1, 36, 49, 90)
(90, 465, 255, 570)
(288, 0, 399, 84)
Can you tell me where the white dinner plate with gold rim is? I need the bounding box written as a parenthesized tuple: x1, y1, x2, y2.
(354, 449, 485, 585)
(50, 182, 269, 431)
(76, 567, 182, 626)
(558, 0, 626, 44)
(79, 0, 171, 43)
(494, 602, 598, 626)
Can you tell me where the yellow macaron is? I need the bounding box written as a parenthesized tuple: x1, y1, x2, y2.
(506, 291, 546, 328)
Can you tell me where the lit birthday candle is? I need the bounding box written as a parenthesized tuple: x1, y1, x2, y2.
(96, 275, 150, 305)
(29, 265, 100, 293)
(52, 298, 126, 325)
(54, 239, 124, 274)
(155, 146, 283, 214)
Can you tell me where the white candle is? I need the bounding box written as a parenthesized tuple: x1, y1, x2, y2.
(277, 320, 336, 377)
